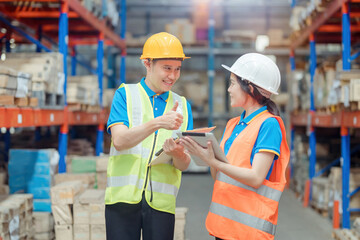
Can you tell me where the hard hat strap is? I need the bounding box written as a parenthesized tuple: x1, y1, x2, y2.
(240, 77, 271, 99)
(256, 87, 271, 99)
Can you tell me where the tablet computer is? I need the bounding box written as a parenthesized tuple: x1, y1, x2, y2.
(176, 132, 227, 166)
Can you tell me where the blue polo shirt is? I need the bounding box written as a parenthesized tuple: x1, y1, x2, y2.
(222, 106, 282, 180)
(107, 78, 193, 134)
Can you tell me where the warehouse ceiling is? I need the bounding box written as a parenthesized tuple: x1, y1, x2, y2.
(126, 0, 293, 38)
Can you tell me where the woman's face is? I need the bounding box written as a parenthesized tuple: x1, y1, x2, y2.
(227, 73, 248, 108)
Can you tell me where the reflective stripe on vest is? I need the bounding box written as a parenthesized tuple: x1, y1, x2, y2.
(127, 84, 142, 128)
(107, 174, 179, 197)
(107, 175, 144, 189)
(217, 172, 282, 202)
(151, 181, 179, 197)
(171, 93, 184, 139)
(209, 202, 276, 236)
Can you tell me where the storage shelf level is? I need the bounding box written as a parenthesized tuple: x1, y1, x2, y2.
(0, 108, 108, 128)
(292, 111, 360, 128)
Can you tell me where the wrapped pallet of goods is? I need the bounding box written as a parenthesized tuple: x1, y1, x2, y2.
(67, 75, 100, 112)
(0, 65, 33, 107)
(1, 52, 65, 109)
(338, 70, 360, 110)
(8, 149, 59, 213)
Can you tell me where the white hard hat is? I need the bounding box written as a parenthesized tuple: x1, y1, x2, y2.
(222, 53, 281, 96)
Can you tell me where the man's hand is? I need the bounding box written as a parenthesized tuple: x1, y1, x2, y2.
(158, 101, 183, 130)
(163, 138, 185, 159)
(163, 137, 190, 171)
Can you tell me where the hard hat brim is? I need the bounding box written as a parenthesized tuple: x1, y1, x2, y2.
(221, 64, 232, 72)
(139, 56, 191, 60)
(221, 64, 279, 95)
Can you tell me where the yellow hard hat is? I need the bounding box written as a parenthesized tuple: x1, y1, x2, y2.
(140, 32, 190, 60)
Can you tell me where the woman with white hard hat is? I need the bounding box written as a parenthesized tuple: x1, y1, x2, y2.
(180, 53, 290, 240)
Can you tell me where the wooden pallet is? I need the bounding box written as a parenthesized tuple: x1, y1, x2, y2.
(313, 206, 329, 218)
(0, 96, 38, 107)
(324, 104, 344, 113)
(0, 95, 14, 106)
(68, 103, 101, 113)
(32, 91, 64, 109)
(349, 102, 360, 111)
(333, 229, 360, 240)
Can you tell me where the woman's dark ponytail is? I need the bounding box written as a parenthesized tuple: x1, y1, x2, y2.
(265, 99, 280, 116)
(237, 76, 280, 116)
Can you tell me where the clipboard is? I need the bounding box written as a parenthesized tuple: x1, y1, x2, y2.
(149, 126, 216, 166)
(177, 132, 227, 166)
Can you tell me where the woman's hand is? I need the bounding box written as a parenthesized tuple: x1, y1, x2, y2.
(179, 137, 220, 168)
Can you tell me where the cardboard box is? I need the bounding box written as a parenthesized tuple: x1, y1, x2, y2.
(90, 203, 105, 225)
(96, 156, 109, 172)
(52, 204, 73, 225)
(33, 212, 54, 233)
(34, 231, 55, 240)
(55, 225, 73, 240)
(90, 224, 106, 240)
(96, 172, 107, 190)
(73, 203, 90, 225)
(350, 79, 360, 101)
(54, 173, 96, 188)
(74, 224, 90, 240)
(51, 180, 84, 205)
(78, 189, 105, 204)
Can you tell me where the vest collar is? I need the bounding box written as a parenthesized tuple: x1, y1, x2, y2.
(140, 77, 169, 102)
(238, 106, 268, 125)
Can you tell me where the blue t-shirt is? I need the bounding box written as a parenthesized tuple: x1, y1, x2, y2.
(107, 78, 193, 134)
(222, 106, 282, 180)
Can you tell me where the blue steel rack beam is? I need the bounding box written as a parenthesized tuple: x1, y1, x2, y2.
(342, 2, 351, 229)
(119, 0, 127, 87)
(308, 34, 317, 202)
(96, 32, 104, 156)
(58, 0, 69, 173)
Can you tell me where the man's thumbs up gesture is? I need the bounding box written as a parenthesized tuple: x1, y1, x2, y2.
(158, 101, 183, 130)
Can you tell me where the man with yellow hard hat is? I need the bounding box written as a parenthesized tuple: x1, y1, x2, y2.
(105, 32, 193, 240)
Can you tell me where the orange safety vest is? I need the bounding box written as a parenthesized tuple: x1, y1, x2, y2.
(206, 111, 290, 240)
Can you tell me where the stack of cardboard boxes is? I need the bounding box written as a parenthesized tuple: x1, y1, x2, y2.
(51, 181, 85, 240)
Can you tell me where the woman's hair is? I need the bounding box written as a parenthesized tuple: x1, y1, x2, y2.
(236, 76, 280, 116)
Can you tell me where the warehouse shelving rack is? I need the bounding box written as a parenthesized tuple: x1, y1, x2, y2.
(0, 0, 126, 173)
(290, 0, 360, 229)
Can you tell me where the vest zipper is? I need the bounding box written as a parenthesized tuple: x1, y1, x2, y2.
(144, 133, 157, 202)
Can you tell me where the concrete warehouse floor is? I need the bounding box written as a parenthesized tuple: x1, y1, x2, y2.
(177, 173, 333, 240)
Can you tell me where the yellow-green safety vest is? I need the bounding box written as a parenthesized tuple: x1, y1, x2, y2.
(105, 83, 189, 214)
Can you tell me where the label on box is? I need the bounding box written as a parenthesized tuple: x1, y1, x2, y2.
(16, 72, 29, 98)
